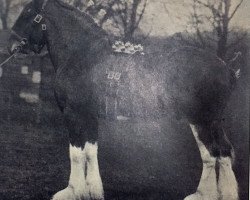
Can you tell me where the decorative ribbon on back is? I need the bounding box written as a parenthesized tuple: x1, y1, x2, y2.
(112, 41, 145, 55)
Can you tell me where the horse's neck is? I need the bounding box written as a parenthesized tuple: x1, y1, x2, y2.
(45, 0, 109, 70)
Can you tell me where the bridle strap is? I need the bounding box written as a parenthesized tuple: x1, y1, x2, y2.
(34, 0, 49, 24)
(33, 0, 49, 30)
(41, 0, 49, 12)
(33, 0, 49, 53)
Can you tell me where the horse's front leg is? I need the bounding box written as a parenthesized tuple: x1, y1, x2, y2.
(85, 141, 104, 200)
(185, 122, 238, 200)
(52, 107, 104, 200)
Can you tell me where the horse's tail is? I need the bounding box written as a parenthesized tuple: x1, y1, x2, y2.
(217, 52, 242, 91)
(210, 120, 235, 162)
(228, 52, 242, 87)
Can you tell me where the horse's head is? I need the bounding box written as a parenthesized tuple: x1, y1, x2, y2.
(9, 0, 48, 54)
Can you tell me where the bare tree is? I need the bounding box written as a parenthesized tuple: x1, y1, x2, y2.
(0, 0, 13, 29)
(65, 0, 148, 41)
(0, 0, 28, 30)
(109, 0, 148, 41)
(186, 0, 246, 59)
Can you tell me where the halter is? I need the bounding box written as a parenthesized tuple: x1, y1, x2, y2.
(10, 0, 49, 54)
(11, 0, 49, 43)
(0, 0, 50, 68)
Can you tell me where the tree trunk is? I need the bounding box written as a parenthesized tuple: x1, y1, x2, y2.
(217, 33, 228, 59)
(124, 29, 134, 41)
(124, 0, 140, 41)
(1, 15, 8, 30)
(216, 0, 230, 59)
(217, 24, 229, 59)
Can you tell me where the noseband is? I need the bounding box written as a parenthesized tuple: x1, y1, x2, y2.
(11, 0, 49, 52)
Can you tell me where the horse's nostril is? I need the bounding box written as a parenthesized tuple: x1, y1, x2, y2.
(10, 44, 19, 54)
(21, 38, 28, 44)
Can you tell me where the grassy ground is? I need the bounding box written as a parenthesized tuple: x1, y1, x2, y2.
(0, 111, 248, 200)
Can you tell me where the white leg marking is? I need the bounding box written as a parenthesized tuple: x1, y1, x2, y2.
(85, 142, 104, 200)
(68, 144, 89, 198)
(52, 144, 89, 200)
(218, 157, 238, 200)
(184, 124, 218, 200)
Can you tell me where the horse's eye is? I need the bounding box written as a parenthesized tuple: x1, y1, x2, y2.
(27, 9, 31, 13)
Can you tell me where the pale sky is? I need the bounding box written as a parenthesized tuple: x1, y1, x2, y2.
(141, 0, 250, 37)
(8, 0, 250, 37)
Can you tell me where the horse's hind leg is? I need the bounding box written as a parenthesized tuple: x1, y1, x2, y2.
(217, 138, 238, 200)
(185, 122, 238, 200)
(52, 107, 104, 200)
(185, 124, 218, 200)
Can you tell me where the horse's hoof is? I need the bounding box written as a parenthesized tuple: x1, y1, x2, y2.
(52, 187, 76, 200)
(87, 182, 104, 200)
(184, 193, 202, 200)
(219, 194, 238, 200)
(184, 192, 218, 200)
(52, 187, 90, 200)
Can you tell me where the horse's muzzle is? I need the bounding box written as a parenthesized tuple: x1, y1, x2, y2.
(8, 38, 20, 55)
(8, 34, 29, 55)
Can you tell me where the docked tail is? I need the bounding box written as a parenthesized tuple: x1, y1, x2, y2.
(228, 52, 242, 80)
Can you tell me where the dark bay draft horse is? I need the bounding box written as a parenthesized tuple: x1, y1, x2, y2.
(9, 0, 240, 200)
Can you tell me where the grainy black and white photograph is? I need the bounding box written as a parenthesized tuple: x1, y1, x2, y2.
(0, 0, 249, 200)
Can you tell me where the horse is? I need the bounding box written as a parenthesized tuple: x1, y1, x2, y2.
(8, 0, 240, 200)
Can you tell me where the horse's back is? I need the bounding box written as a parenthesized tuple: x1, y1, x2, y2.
(56, 45, 235, 122)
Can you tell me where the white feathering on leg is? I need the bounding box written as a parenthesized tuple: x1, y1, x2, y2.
(85, 142, 104, 200)
(218, 157, 238, 200)
(52, 144, 90, 200)
(184, 124, 219, 200)
(68, 144, 89, 198)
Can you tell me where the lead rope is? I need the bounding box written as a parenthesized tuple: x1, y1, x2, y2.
(0, 54, 16, 68)
(0, 39, 27, 68)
